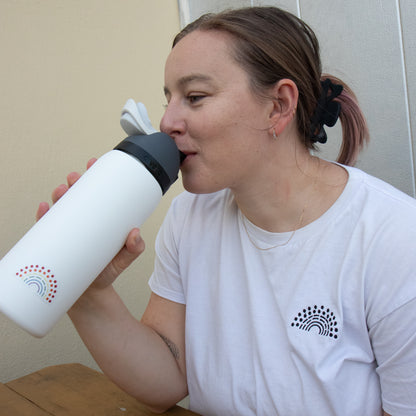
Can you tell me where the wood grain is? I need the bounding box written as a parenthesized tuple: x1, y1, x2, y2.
(5, 363, 198, 416)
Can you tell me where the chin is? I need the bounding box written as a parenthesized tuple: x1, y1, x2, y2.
(181, 178, 224, 195)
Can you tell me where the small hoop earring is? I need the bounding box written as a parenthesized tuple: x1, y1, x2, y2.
(272, 129, 278, 140)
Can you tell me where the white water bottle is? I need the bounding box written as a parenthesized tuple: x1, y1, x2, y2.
(0, 101, 182, 337)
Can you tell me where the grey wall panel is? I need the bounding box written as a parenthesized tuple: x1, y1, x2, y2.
(182, 0, 298, 23)
(179, 0, 252, 26)
(399, 0, 416, 183)
(254, 0, 298, 14)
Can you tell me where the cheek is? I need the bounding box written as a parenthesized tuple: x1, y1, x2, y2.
(188, 97, 264, 159)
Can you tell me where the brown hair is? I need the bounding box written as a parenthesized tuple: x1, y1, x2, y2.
(173, 7, 369, 166)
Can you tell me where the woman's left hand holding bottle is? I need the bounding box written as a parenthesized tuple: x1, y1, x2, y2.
(35, 158, 145, 290)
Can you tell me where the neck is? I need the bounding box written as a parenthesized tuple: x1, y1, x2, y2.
(232, 143, 347, 233)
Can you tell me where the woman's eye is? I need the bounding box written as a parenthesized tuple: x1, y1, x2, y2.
(187, 95, 205, 104)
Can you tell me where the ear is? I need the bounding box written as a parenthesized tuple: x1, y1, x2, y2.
(268, 79, 299, 137)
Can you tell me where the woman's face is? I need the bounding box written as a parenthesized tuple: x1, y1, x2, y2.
(161, 29, 274, 194)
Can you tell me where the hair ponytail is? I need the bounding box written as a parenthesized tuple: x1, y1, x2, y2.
(325, 75, 369, 166)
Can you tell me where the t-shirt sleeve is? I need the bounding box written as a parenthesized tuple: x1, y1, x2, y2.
(148, 197, 186, 305)
(369, 297, 416, 416)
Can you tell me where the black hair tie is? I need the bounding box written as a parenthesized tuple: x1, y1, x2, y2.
(310, 78, 343, 144)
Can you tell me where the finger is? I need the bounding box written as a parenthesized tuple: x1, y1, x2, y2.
(87, 158, 97, 170)
(113, 229, 145, 273)
(95, 229, 145, 288)
(125, 228, 145, 255)
(67, 171, 81, 188)
(51, 184, 69, 204)
(36, 202, 50, 221)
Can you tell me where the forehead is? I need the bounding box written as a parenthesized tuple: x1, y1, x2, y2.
(164, 30, 245, 87)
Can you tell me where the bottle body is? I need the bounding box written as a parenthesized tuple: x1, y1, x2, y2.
(0, 150, 162, 337)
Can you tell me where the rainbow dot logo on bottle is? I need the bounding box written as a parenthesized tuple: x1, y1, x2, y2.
(16, 265, 58, 304)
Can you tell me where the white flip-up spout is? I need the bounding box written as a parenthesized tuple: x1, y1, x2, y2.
(120, 99, 157, 136)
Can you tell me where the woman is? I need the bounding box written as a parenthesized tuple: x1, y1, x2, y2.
(38, 7, 416, 416)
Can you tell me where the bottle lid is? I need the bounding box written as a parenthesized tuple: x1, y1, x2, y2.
(114, 133, 181, 195)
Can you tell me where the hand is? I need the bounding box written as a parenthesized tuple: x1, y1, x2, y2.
(36, 158, 97, 221)
(36, 158, 145, 290)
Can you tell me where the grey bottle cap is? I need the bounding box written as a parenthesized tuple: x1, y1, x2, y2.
(114, 132, 182, 194)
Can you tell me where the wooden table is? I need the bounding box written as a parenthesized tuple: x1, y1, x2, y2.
(0, 363, 200, 415)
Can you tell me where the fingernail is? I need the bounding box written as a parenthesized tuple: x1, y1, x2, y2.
(134, 230, 142, 244)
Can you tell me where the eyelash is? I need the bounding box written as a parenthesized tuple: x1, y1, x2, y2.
(187, 95, 205, 104)
(163, 94, 206, 109)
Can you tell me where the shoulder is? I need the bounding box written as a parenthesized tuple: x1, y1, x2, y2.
(344, 167, 416, 257)
(343, 168, 416, 321)
(345, 166, 416, 224)
(347, 166, 415, 204)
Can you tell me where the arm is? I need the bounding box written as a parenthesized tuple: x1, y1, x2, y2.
(68, 288, 187, 412)
(369, 297, 416, 416)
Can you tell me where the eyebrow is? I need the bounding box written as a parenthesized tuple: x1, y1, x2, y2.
(164, 73, 214, 96)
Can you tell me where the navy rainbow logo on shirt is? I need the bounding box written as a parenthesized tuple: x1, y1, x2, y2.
(291, 305, 339, 339)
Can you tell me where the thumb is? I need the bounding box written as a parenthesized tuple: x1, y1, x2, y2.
(91, 228, 145, 289)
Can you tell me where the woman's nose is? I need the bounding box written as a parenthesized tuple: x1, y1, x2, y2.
(159, 102, 186, 137)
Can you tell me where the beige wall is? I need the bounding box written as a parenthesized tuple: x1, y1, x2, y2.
(0, 0, 182, 382)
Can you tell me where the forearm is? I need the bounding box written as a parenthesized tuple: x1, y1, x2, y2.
(68, 286, 188, 411)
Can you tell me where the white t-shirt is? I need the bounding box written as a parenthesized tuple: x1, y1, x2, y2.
(149, 166, 416, 416)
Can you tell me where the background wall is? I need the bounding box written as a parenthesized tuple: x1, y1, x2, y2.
(0, 0, 182, 382)
(179, 0, 416, 196)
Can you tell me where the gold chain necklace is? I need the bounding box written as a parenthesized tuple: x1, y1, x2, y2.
(241, 205, 306, 250)
(241, 177, 317, 251)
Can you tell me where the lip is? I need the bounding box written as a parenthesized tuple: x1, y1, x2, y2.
(179, 151, 187, 164)
(179, 150, 197, 166)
